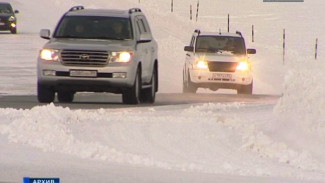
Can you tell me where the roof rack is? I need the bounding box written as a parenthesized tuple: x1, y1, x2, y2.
(235, 31, 242, 36)
(69, 6, 84, 12)
(129, 8, 142, 14)
(194, 29, 201, 34)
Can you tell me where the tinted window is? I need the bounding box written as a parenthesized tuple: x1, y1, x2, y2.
(0, 4, 13, 14)
(54, 16, 133, 40)
(195, 36, 246, 55)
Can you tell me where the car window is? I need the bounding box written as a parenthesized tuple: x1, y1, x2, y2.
(136, 16, 149, 35)
(190, 36, 195, 47)
(0, 4, 13, 14)
(195, 36, 246, 54)
(54, 16, 133, 40)
(140, 17, 151, 33)
(136, 19, 146, 34)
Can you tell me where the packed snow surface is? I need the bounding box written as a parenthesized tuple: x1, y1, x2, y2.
(0, 0, 324, 182)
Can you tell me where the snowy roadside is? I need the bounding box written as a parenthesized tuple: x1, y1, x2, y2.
(1, 99, 324, 181)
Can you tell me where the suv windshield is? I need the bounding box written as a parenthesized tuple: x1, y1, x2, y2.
(195, 36, 246, 55)
(0, 4, 13, 14)
(54, 16, 133, 40)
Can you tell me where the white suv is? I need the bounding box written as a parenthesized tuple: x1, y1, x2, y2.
(37, 6, 158, 104)
(183, 30, 256, 94)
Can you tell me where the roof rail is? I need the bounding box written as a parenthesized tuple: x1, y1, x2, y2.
(194, 29, 201, 34)
(129, 8, 142, 14)
(236, 31, 242, 36)
(69, 6, 84, 12)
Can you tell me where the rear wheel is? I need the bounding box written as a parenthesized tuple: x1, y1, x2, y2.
(122, 68, 141, 104)
(57, 91, 74, 103)
(237, 82, 253, 94)
(183, 71, 197, 93)
(37, 83, 55, 103)
(141, 67, 157, 103)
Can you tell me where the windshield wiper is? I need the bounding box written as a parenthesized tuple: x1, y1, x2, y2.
(54, 35, 130, 40)
(96, 36, 128, 40)
(54, 35, 80, 39)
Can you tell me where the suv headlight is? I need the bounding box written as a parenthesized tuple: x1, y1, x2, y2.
(40, 49, 60, 61)
(236, 61, 250, 71)
(110, 51, 133, 63)
(8, 16, 16, 22)
(194, 60, 208, 69)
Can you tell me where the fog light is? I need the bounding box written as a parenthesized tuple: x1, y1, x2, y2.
(43, 70, 56, 76)
(113, 72, 126, 78)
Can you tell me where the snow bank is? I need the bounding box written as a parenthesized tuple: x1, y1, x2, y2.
(0, 104, 164, 165)
(1, 102, 324, 180)
(274, 60, 325, 137)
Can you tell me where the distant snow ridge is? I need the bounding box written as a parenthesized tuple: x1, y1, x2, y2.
(274, 60, 325, 136)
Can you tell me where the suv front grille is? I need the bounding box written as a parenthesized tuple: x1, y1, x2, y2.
(60, 50, 109, 66)
(207, 61, 238, 72)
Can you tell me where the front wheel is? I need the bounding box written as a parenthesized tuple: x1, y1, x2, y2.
(57, 91, 74, 103)
(37, 83, 55, 103)
(183, 71, 197, 93)
(122, 68, 141, 104)
(140, 68, 157, 103)
(237, 82, 253, 94)
(10, 27, 17, 34)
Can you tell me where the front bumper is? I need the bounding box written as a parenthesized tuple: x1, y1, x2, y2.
(0, 21, 16, 30)
(189, 69, 252, 89)
(37, 58, 137, 93)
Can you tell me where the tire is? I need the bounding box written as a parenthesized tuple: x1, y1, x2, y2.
(122, 68, 141, 104)
(10, 27, 17, 34)
(237, 82, 253, 94)
(57, 91, 74, 103)
(183, 71, 197, 93)
(37, 83, 55, 103)
(140, 67, 157, 103)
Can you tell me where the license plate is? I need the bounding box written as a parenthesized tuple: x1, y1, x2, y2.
(70, 70, 97, 77)
(0, 22, 5, 26)
(212, 73, 232, 79)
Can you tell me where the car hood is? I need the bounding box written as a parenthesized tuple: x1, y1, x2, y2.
(43, 38, 135, 51)
(195, 52, 246, 62)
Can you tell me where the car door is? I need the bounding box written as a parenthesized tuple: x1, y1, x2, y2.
(184, 35, 196, 80)
(135, 16, 152, 83)
(141, 16, 157, 79)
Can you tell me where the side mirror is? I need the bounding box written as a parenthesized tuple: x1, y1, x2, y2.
(40, 29, 50, 40)
(137, 33, 151, 43)
(184, 46, 194, 52)
(14, 10, 19, 14)
(247, 49, 256, 54)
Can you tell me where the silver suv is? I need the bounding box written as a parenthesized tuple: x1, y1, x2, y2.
(183, 29, 256, 94)
(37, 6, 158, 104)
